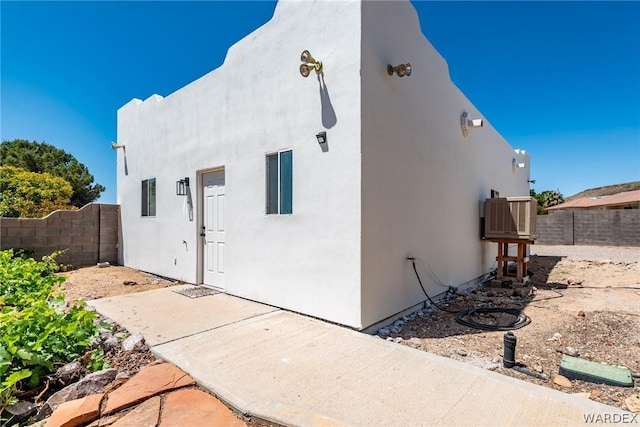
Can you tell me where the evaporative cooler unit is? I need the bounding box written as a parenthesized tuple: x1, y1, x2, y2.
(484, 196, 537, 240)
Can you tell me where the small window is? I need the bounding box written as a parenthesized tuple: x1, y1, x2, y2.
(141, 178, 156, 217)
(266, 150, 292, 214)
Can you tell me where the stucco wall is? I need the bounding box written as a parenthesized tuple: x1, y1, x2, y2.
(0, 204, 119, 266)
(117, 0, 364, 327)
(117, 0, 532, 329)
(537, 210, 640, 246)
(359, 1, 531, 328)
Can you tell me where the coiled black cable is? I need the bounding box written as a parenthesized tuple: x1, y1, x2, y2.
(455, 307, 531, 331)
(410, 259, 531, 331)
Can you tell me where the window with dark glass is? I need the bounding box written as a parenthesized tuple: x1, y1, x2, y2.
(141, 178, 156, 217)
(266, 150, 292, 215)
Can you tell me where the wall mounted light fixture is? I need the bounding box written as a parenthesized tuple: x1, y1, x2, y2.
(512, 158, 526, 173)
(528, 179, 536, 184)
(110, 142, 125, 150)
(316, 131, 327, 144)
(460, 112, 483, 138)
(300, 50, 323, 77)
(387, 63, 412, 77)
(176, 177, 189, 196)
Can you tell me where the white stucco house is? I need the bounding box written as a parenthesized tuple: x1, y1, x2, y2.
(116, 0, 531, 330)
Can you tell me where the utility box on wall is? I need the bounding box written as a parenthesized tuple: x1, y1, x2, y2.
(484, 197, 537, 240)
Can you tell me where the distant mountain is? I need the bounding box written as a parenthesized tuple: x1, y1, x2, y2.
(566, 181, 640, 201)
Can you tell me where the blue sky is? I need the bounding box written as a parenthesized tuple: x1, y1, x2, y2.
(2, 1, 638, 203)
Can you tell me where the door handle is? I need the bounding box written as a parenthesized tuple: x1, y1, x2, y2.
(200, 226, 205, 237)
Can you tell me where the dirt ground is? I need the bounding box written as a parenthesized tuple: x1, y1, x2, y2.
(52, 265, 178, 375)
(387, 254, 640, 412)
(57, 264, 178, 302)
(55, 254, 640, 414)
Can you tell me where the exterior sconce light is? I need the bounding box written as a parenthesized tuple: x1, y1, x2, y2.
(316, 131, 327, 144)
(512, 159, 526, 173)
(176, 177, 189, 196)
(528, 179, 536, 184)
(110, 142, 125, 150)
(299, 50, 323, 77)
(460, 112, 483, 138)
(387, 63, 412, 77)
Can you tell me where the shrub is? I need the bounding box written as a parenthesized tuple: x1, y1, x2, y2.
(0, 165, 75, 218)
(0, 250, 98, 413)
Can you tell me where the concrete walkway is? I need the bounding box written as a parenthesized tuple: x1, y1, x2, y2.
(89, 286, 634, 426)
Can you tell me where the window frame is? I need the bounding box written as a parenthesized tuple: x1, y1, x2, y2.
(141, 178, 156, 217)
(266, 150, 293, 215)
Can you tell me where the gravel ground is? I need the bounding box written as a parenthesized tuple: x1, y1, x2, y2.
(531, 244, 640, 263)
(387, 244, 640, 411)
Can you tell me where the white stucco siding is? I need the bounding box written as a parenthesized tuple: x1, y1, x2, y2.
(359, 1, 530, 328)
(117, 93, 206, 283)
(117, 0, 364, 327)
(117, 0, 532, 329)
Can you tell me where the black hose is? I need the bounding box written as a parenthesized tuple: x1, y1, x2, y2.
(456, 307, 531, 331)
(512, 365, 549, 381)
(410, 259, 531, 331)
(411, 260, 458, 314)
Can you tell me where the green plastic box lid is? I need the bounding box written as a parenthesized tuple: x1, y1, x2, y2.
(559, 356, 633, 387)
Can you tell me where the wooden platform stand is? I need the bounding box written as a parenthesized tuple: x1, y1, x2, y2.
(488, 238, 534, 286)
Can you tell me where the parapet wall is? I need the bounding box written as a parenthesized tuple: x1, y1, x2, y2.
(0, 204, 120, 266)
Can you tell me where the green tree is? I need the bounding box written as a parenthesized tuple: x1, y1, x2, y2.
(0, 165, 75, 218)
(0, 139, 105, 207)
(530, 188, 564, 214)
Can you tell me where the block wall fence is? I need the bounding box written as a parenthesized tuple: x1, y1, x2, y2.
(0, 204, 120, 266)
(2, 205, 636, 267)
(536, 210, 640, 246)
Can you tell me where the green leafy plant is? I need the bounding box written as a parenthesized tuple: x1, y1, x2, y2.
(0, 370, 30, 408)
(87, 348, 110, 372)
(0, 165, 75, 218)
(0, 250, 99, 414)
(1, 139, 105, 208)
(530, 188, 565, 214)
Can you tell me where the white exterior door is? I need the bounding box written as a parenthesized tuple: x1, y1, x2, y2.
(202, 170, 225, 288)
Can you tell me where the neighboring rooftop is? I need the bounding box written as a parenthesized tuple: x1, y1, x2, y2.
(547, 189, 640, 211)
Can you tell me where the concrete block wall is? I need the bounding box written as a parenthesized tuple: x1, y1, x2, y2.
(536, 211, 574, 245)
(0, 204, 120, 266)
(537, 210, 640, 247)
(573, 210, 640, 246)
(536, 211, 565, 245)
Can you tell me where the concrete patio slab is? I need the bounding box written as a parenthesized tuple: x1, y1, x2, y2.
(90, 289, 635, 426)
(88, 286, 279, 346)
(154, 310, 633, 427)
